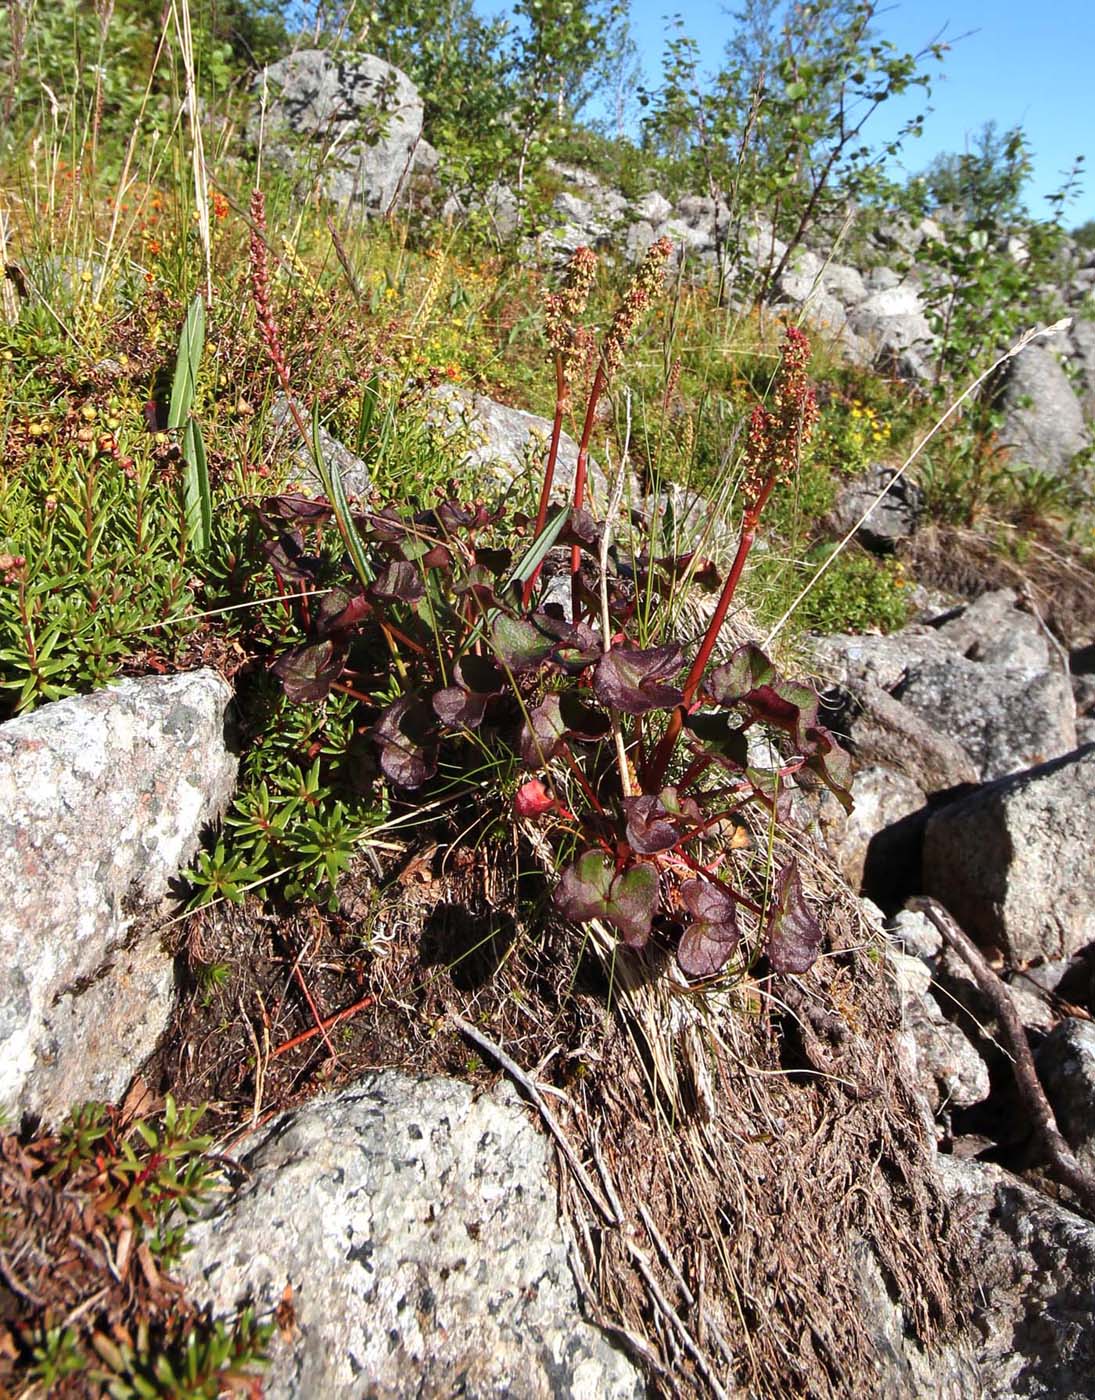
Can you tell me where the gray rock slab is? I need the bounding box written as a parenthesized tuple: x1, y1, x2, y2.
(1037, 1019, 1095, 1174)
(848, 285, 934, 379)
(999, 342, 1089, 476)
(895, 655, 1077, 780)
(179, 1072, 643, 1400)
(256, 50, 423, 214)
(935, 588, 1050, 670)
(835, 681, 978, 793)
(923, 744, 1095, 963)
(811, 628, 955, 693)
(827, 764, 925, 890)
(828, 463, 923, 553)
(0, 671, 237, 1118)
(424, 384, 606, 500)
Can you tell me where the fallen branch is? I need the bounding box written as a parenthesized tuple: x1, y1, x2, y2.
(908, 896, 1095, 1217)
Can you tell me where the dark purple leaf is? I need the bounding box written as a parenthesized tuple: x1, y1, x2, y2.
(529, 613, 602, 670)
(370, 559, 425, 604)
(593, 643, 684, 715)
(313, 586, 370, 637)
(707, 643, 777, 706)
(474, 547, 512, 576)
(431, 655, 505, 731)
(489, 614, 555, 672)
(677, 879, 741, 977)
(363, 508, 409, 543)
(558, 508, 602, 552)
(519, 694, 567, 766)
(262, 531, 320, 583)
(684, 712, 749, 767)
(555, 852, 658, 948)
(272, 637, 348, 703)
(372, 695, 438, 788)
(623, 787, 703, 854)
(518, 691, 611, 767)
(802, 725, 854, 814)
(259, 494, 333, 527)
(765, 859, 822, 974)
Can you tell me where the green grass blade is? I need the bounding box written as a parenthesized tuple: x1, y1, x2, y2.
(182, 418, 212, 556)
(309, 402, 373, 587)
(167, 295, 205, 431)
(506, 505, 569, 589)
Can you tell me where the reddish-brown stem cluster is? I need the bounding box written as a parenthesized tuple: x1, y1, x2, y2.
(645, 326, 818, 791)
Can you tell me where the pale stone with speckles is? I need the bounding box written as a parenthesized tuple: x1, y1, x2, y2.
(180, 1072, 644, 1399)
(0, 670, 236, 1119)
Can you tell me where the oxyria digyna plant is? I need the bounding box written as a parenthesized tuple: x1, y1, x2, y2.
(250, 228, 850, 980)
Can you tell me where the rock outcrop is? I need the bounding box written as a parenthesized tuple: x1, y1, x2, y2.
(0, 672, 237, 1120)
(179, 1072, 643, 1400)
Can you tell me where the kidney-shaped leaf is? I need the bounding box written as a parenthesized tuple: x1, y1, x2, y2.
(490, 614, 556, 673)
(623, 787, 702, 855)
(677, 878, 741, 977)
(764, 859, 822, 974)
(555, 852, 658, 948)
(372, 695, 438, 788)
(707, 643, 776, 706)
(593, 643, 684, 715)
(272, 637, 348, 704)
(370, 559, 425, 604)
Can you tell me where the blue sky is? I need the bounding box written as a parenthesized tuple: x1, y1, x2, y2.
(480, 0, 1094, 223)
(618, 1, 1094, 223)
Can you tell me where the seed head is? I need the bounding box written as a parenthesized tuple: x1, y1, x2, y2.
(742, 325, 818, 505)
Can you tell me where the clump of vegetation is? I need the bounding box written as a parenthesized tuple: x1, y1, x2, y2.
(0, 1098, 271, 1397)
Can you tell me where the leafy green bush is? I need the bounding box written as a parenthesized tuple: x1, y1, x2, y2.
(797, 544, 910, 634)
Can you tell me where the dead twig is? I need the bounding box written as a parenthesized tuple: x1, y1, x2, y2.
(450, 1014, 617, 1224)
(909, 897, 1095, 1217)
(269, 993, 376, 1059)
(626, 1240, 731, 1400)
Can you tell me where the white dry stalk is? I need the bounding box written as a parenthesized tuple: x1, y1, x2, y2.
(172, 0, 212, 303)
(763, 318, 1075, 647)
(600, 391, 634, 797)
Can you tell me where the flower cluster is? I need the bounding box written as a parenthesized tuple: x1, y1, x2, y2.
(601, 236, 673, 377)
(248, 189, 289, 388)
(742, 324, 818, 504)
(544, 244, 597, 384)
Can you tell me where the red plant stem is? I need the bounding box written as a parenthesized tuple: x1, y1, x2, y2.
(270, 993, 376, 1059)
(292, 964, 341, 1063)
(522, 357, 568, 607)
(645, 473, 777, 792)
(570, 363, 608, 618)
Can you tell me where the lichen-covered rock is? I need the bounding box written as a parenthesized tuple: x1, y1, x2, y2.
(179, 1073, 643, 1400)
(425, 384, 607, 498)
(1036, 1019, 1095, 1174)
(826, 764, 925, 890)
(847, 284, 934, 379)
(934, 588, 1049, 670)
(256, 50, 424, 213)
(268, 393, 371, 500)
(894, 656, 1076, 780)
(0, 671, 237, 1118)
(832, 681, 978, 794)
(829, 463, 923, 553)
(923, 744, 1095, 963)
